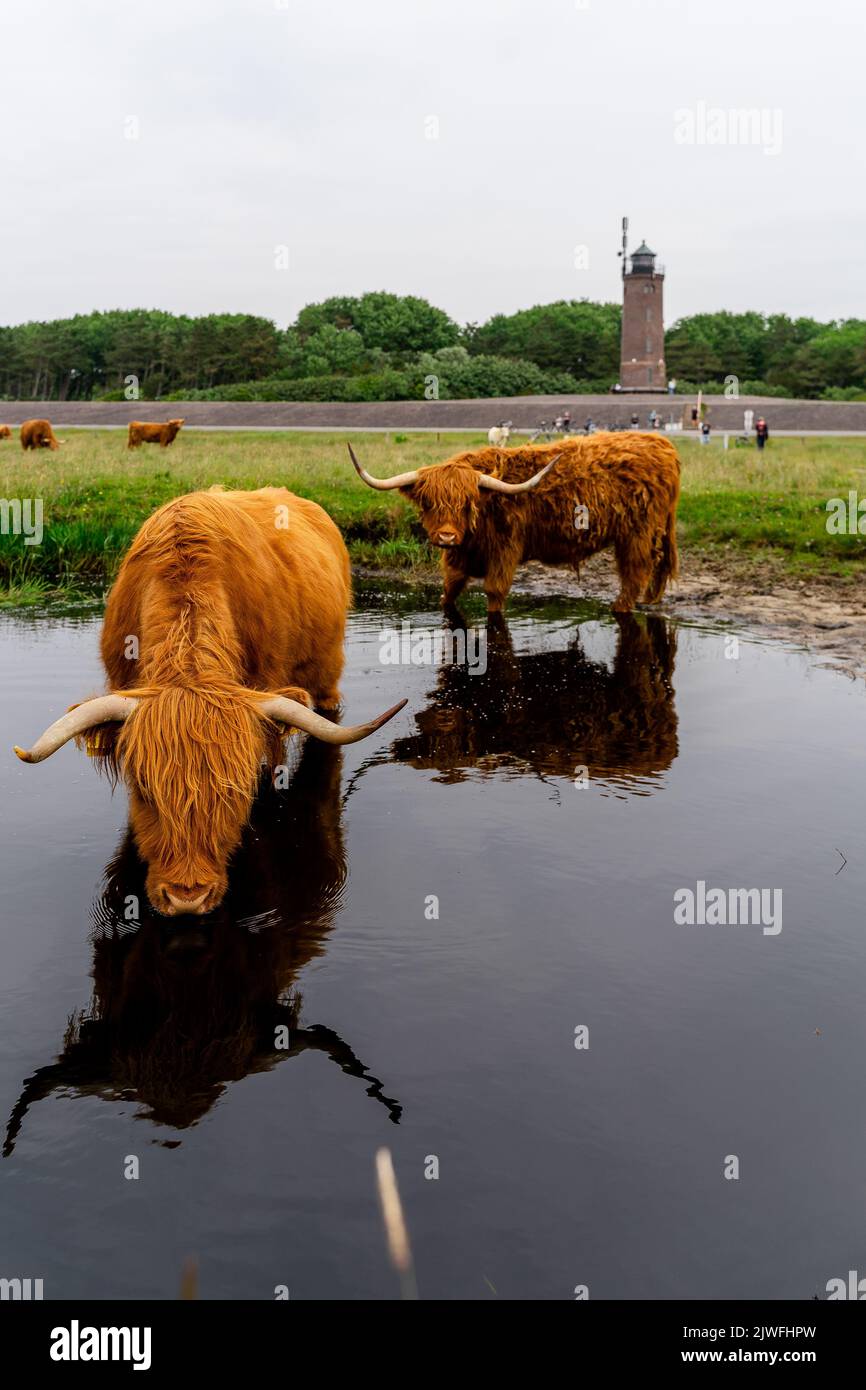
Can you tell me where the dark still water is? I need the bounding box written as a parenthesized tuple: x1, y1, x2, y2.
(1, 587, 864, 1301)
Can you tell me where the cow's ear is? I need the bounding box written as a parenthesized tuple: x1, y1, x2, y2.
(398, 483, 416, 498)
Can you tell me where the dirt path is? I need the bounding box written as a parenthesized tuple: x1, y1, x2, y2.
(509, 552, 866, 683)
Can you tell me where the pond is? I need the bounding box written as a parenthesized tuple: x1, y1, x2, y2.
(1, 584, 864, 1300)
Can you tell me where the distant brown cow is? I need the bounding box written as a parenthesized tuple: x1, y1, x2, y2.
(350, 432, 680, 613)
(127, 419, 185, 449)
(20, 419, 63, 450)
(0, 425, 12, 440)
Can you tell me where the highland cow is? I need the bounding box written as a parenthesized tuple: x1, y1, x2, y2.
(14, 486, 405, 915)
(20, 419, 63, 450)
(350, 432, 680, 613)
(0, 425, 12, 440)
(127, 419, 185, 449)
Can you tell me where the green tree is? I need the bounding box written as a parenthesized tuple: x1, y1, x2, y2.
(465, 300, 621, 379)
(296, 292, 459, 354)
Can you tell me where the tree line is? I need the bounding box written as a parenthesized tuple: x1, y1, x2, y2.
(1, 294, 864, 401)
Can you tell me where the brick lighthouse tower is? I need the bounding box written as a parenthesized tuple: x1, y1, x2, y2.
(618, 218, 666, 391)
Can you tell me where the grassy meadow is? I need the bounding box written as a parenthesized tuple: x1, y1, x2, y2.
(1, 428, 865, 605)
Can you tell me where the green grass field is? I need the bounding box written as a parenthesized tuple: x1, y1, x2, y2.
(1, 429, 865, 605)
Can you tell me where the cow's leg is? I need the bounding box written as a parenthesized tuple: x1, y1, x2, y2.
(441, 556, 469, 612)
(305, 642, 345, 711)
(612, 536, 653, 612)
(483, 554, 518, 614)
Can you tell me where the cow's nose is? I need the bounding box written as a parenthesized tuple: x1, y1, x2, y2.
(162, 884, 214, 916)
(437, 530, 458, 546)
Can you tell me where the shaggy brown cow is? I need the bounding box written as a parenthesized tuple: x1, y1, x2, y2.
(0, 425, 12, 440)
(350, 432, 680, 613)
(127, 418, 185, 449)
(14, 486, 405, 916)
(20, 418, 63, 450)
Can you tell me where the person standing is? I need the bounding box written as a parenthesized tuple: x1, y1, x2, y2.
(755, 417, 769, 450)
(668, 377, 677, 395)
(630, 412, 640, 430)
(700, 420, 711, 445)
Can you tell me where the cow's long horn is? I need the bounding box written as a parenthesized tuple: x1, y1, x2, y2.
(348, 443, 419, 490)
(477, 454, 562, 494)
(13, 693, 138, 764)
(259, 695, 408, 744)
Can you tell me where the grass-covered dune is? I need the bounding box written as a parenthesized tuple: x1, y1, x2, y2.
(1, 429, 865, 605)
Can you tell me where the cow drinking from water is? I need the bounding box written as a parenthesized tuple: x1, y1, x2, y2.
(349, 432, 679, 614)
(14, 487, 405, 916)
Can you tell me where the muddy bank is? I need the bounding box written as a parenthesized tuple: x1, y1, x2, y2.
(516, 554, 866, 683)
(361, 551, 866, 683)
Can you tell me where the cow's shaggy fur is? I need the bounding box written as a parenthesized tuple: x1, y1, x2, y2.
(127, 419, 185, 449)
(20, 418, 61, 450)
(86, 486, 351, 912)
(401, 432, 680, 613)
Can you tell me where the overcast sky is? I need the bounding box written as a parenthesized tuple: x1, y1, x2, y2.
(2, 0, 864, 329)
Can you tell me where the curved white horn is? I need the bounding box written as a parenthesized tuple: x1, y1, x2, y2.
(348, 443, 419, 491)
(14, 693, 138, 764)
(477, 454, 562, 494)
(259, 695, 408, 745)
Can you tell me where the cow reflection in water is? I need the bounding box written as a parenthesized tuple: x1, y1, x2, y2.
(391, 612, 678, 794)
(3, 741, 400, 1157)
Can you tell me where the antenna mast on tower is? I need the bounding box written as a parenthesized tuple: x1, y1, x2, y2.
(617, 216, 629, 279)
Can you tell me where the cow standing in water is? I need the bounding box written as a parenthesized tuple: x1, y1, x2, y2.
(350, 432, 680, 614)
(14, 486, 405, 915)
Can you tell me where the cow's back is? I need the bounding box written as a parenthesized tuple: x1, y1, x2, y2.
(102, 487, 351, 693)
